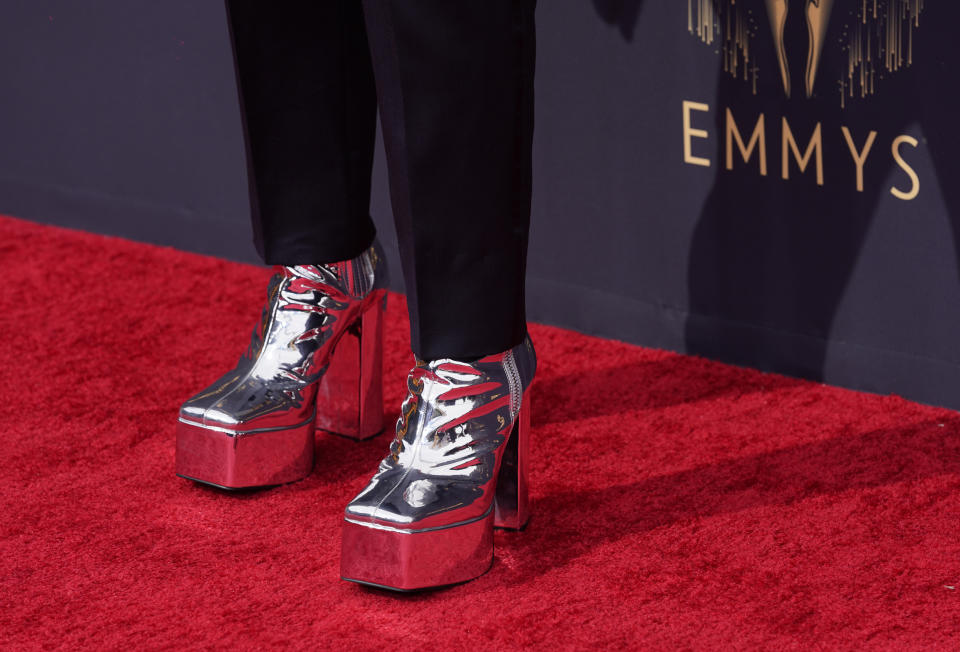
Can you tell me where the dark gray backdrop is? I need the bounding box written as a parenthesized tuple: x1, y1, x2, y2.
(2, 1, 959, 408)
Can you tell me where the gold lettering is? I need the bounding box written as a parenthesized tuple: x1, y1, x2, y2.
(682, 100, 711, 167)
(841, 126, 877, 193)
(726, 109, 767, 175)
(890, 135, 920, 201)
(781, 118, 824, 186)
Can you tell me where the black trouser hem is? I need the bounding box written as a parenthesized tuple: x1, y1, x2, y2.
(257, 214, 376, 266)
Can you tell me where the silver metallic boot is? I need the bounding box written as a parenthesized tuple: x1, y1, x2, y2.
(176, 248, 386, 490)
(340, 335, 536, 591)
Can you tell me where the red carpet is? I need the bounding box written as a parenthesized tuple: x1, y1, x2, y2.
(2, 215, 959, 649)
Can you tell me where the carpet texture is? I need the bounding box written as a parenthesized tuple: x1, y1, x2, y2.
(1, 215, 959, 649)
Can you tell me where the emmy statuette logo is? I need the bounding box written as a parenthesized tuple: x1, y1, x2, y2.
(682, 0, 926, 200)
(765, 0, 834, 98)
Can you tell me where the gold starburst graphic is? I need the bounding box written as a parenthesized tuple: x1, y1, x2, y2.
(839, 0, 925, 107)
(688, 0, 762, 93)
(687, 0, 925, 105)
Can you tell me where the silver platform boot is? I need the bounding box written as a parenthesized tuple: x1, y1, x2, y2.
(340, 335, 536, 591)
(176, 248, 386, 490)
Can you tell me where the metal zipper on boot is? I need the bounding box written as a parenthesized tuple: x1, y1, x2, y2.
(503, 349, 522, 421)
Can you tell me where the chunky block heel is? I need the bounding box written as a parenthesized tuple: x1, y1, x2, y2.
(316, 290, 386, 440)
(494, 391, 530, 530)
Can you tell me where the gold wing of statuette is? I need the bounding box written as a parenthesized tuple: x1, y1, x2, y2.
(805, 0, 834, 97)
(765, 0, 791, 98)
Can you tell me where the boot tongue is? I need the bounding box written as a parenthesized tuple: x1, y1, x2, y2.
(284, 264, 340, 282)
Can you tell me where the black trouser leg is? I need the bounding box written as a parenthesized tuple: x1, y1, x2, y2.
(225, 0, 378, 264)
(226, 1, 537, 361)
(361, 1, 537, 361)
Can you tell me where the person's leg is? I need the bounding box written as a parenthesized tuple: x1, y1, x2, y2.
(341, 0, 538, 592)
(176, 3, 387, 490)
(226, 0, 379, 264)
(360, 0, 537, 360)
